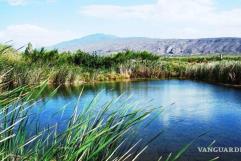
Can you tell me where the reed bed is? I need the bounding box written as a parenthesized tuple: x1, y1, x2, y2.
(186, 61, 241, 84)
(1, 45, 241, 86)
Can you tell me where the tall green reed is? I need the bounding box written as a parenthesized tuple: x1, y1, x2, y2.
(0, 79, 200, 161)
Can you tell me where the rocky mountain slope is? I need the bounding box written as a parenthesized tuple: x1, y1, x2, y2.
(52, 34, 241, 55)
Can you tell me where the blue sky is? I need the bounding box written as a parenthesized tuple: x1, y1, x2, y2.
(1, 0, 241, 47)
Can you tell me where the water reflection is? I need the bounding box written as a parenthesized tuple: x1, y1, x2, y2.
(38, 80, 241, 161)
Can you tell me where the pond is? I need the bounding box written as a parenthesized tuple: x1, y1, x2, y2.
(34, 80, 241, 161)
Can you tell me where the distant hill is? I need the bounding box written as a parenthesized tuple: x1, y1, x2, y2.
(51, 34, 241, 55)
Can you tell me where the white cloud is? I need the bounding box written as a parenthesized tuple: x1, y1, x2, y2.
(4, 0, 57, 6)
(81, 4, 154, 20)
(6, 0, 27, 6)
(80, 0, 241, 38)
(80, 0, 215, 21)
(0, 24, 75, 47)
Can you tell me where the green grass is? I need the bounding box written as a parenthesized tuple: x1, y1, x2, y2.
(1, 45, 241, 86)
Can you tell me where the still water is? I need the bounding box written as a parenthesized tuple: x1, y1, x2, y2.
(35, 80, 241, 161)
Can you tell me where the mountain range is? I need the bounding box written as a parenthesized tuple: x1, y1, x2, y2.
(52, 34, 241, 55)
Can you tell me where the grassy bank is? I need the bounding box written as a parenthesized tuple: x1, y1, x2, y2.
(1, 44, 241, 86)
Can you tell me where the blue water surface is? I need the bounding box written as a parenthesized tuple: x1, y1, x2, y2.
(33, 80, 241, 161)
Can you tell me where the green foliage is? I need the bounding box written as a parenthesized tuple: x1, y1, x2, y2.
(23, 48, 159, 69)
(24, 42, 33, 56)
(24, 47, 59, 64)
(112, 50, 159, 63)
(0, 44, 15, 55)
(1, 44, 241, 86)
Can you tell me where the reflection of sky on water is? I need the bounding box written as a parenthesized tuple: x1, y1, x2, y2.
(34, 80, 241, 161)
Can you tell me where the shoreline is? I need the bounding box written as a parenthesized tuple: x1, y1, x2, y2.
(46, 77, 241, 90)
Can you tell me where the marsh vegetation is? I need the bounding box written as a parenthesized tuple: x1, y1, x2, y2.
(1, 44, 241, 87)
(0, 44, 232, 161)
